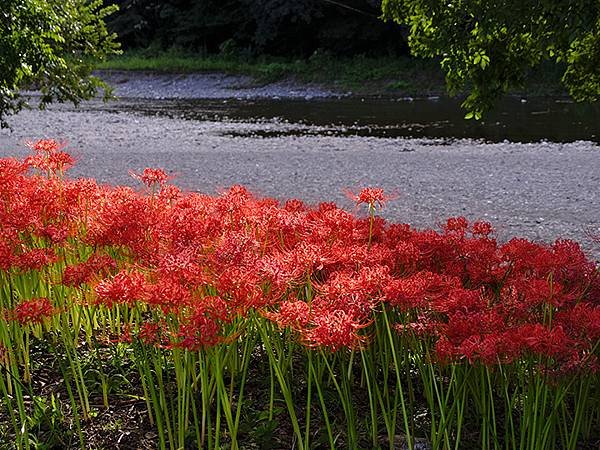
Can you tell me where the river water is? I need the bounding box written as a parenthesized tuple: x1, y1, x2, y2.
(108, 95, 600, 143)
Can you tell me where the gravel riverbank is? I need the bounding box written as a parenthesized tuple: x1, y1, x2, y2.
(3, 72, 600, 261)
(96, 70, 345, 100)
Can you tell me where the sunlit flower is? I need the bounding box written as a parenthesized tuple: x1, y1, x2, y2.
(347, 187, 392, 209)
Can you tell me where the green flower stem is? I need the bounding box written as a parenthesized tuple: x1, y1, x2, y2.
(381, 307, 412, 449)
(359, 349, 379, 448)
(258, 322, 304, 448)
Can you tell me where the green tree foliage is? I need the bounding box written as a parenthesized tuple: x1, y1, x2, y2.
(104, 0, 406, 56)
(382, 0, 600, 117)
(0, 0, 120, 127)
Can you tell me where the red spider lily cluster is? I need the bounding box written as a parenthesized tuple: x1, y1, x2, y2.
(1, 140, 599, 373)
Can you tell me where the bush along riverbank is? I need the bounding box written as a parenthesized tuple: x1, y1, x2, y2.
(1, 140, 599, 449)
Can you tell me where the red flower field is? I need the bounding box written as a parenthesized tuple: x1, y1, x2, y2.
(0, 140, 598, 449)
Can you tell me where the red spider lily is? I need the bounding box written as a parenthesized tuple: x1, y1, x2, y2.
(95, 270, 148, 308)
(256, 254, 301, 291)
(284, 198, 307, 213)
(431, 288, 487, 315)
(156, 249, 208, 286)
(384, 271, 459, 310)
(266, 300, 311, 330)
(175, 321, 220, 350)
(346, 187, 393, 210)
(25, 151, 74, 175)
(62, 254, 117, 287)
(26, 139, 62, 153)
(11, 297, 55, 325)
(175, 304, 222, 350)
(158, 184, 182, 203)
(199, 295, 231, 323)
(139, 321, 163, 346)
(312, 265, 390, 319)
(0, 158, 28, 187)
(0, 238, 14, 271)
(435, 328, 529, 366)
(444, 216, 469, 235)
(458, 237, 505, 285)
(303, 310, 370, 351)
(472, 220, 494, 237)
(212, 231, 260, 267)
(556, 303, 600, 341)
(129, 168, 170, 188)
(1, 143, 599, 368)
(520, 324, 578, 360)
(500, 238, 557, 276)
(146, 280, 193, 313)
(37, 223, 69, 244)
(392, 241, 420, 274)
(24, 139, 74, 175)
(119, 323, 133, 344)
(15, 248, 57, 271)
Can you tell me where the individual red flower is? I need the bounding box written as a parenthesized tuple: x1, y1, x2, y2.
(37, 223, 69, 244)
(303, 310, 368, 351)
(119, 323, 133, 343)
(26, 139, 62, 153)
(94, 270, 147, 308)
(267, 300, 311, 329)
(201, 295, 231, 323)
(86, 186, 157, 251)
(0, 158, 28, 187)
(556, 303, 600, 341)
(384, 271, 458, 310)
(284, 198, 307, 213)
(347, 187, 393, 209)
(129, 168, 170, 188)
(138, 322, 163, 346)
(0, 237, 14, 271)
(175, 305, 221, 350)
(520, 324, 576, 359)
(158, 184, 182, 202)
(12, 297, 55, 325)
(472, 220, 494, 237)
(444, 216, 469, 234)
(432, 288, 487, 314)
(146, 279, 192, 313)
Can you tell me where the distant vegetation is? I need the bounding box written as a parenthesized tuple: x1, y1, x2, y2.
(101, 0, 595, 116)
(102, 0, 407, 57)
(1, 0, 594, 121)
(383, 0, 600, 117)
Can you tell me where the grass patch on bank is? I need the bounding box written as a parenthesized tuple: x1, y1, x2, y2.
(96, 50, 447, 95)
(96, 49, 567, 97)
